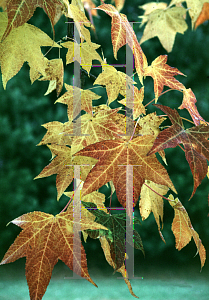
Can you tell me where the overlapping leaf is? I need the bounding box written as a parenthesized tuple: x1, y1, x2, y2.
(0, 12, 61, 89)
(195, 2, 209, 29)
(1, 0, 65, 41)
(61, 41, 103, 75)
(169, 195, 206, 269)
(140, 180, 169, 242)
(74, 135, 176, 213)
(100, 235, 139, 298)
(65, 108, 125, 155)
(55, 83, 101, 121)
(0, 206, 108, 300)
(148, 104, 209, 198)
(34, 144, 98, 200)
(169, 0, 209, 29)
(144, 55, 185, 101)
(83, 202, 144, 272)
(179, 88, 208, 126)
(96, 3, 147, 84)
(139, 6, 188, 52)
(93, 64, 136, 103)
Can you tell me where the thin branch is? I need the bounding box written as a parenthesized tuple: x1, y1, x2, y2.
(59, 182, 82, 214)
(144, 89, 174, 108)
(144, 183, 175, 202)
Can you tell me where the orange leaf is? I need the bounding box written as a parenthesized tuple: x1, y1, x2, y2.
(0, 207, 108, 300)
(96, 4, 147, 84)
(144, 55, 185, 101)
(1, 0, 65, 41)
(169, 195, 206, 269)
(179, 88, 208, 126)
(148, 104, 209, 198)
(74, 136, 176, 212)
(195, 2, 209, 28)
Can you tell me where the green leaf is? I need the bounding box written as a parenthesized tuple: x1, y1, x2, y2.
(82, 201, 144, 271)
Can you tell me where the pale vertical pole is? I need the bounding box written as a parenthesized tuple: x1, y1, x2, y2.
(125, 22, 134, 135)
(72, 165, 82, 279)
(125, 165, 134, 277)
(73, 23, 81, 135)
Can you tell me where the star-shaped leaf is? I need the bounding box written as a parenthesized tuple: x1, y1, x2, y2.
(147, 104, 209, 198)
(93, 64, 136, 103)
(74, 135, 176, 210)
(66, 108, 125, 155)
(118, 86, 145, 120)
(55, 84, 101, 121)
(144, 55, 185, 101)
(34, 144, 97, 200)
(139, 6, 188, 52)
(0, 12, 61, 89)
(82, 201, 144, 271)
(0, 206, 108, 300)
(96, 3, 148, 84)
(61, 41, 103, 75)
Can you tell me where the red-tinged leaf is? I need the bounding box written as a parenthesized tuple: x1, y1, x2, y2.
(74, 136, 176, 214)
(179, 88, 208, 126)
(144, 55, 185, 101)
(147, 104, 209, 198)
(0, 207, 108, 300)
(195, 2, 209, 29)
(1, 0, 65, 41)
(96, 3, 147, 84)
(169, 195, 206, 269)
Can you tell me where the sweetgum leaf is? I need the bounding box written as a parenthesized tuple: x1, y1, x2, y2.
(0, 205, 108, 300)
(82, 201, 144, 271)
(147, 104, 209, 198)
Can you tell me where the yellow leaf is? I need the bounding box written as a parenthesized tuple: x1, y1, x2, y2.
(169, 195, 206, 269)
(61, 41, 103, 75)
(0, 13, 61, 89)
(55, 83, 101, 120)
(140, 180, 168, 235)
(169, 0, 209, 29)
(140, 6, 188, 52)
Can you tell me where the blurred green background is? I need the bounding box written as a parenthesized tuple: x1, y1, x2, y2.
(0, 0, 209, 290)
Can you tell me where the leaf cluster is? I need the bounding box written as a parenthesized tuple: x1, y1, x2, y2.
(0, 0, 209, 299)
